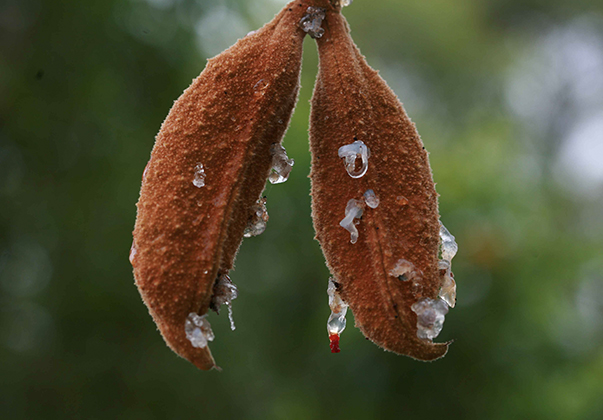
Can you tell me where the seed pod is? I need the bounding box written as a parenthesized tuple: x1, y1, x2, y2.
(310, 8, 450, 360)
(131, 2, 310, 370)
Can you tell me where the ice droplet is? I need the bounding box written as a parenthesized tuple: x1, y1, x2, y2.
(129, 241, 137, 264)
(439, 222, 458, 262)
(411, 298, 449, 341)
(210, 274, 239, 331)
(268, 143, 294, 184)
(438, 222, 458, 307)
(327, 278, 348, 352)
(341, 0, 353, 7)
(192, 163, 206, 188)
(184, 313, 215, 348)
(363, 189, 379, 209)
(389, 258, 420, 282)
(338, 140, 370, 179)
(299, 7, 326, 39)
(243, 197, 269, 238)
(438, 260, 456, 308)
(339, 199, 364, 244)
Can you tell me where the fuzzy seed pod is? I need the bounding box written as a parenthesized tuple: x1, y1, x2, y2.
(131, 1, 310, 370)
(310, 7, 450, 360)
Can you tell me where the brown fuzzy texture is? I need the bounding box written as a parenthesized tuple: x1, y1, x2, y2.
(132, 1, 309, 370)
(310, 10, 450, 360)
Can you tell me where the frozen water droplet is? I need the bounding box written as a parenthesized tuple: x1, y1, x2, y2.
(327, 278, 348, 336)
(299, 7, 326, 39)
(129, 241, 137, 264)
(396, 196, 409, 206)
(142, 162, 150, 180)
(210, 274, 238, 330)
(390, 259, 421, 281)
(244, 197, 269, 238)
(338, 140, 370, 178)
(439, 222, 458, 262)
(246, 30, 258, 37)
(438, 260, 456, 308)
(184, 313, 215, 348)
(411, 298, 449, 341)
(339, 199, 364, 244)
(268, 143, 294, 184)
(363, 189, 379, 209)
(193, 163, 206, 188)
(340, 0, 353, 7)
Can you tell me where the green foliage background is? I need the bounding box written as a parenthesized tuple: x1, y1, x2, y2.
(1, 0, 603, 418)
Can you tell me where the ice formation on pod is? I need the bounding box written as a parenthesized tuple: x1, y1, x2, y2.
(437, 222, 458, 308)
(338, 140, 370, 179)
(339, 199, 364, 244)
(389, 258, 421, 282)
(243, 198, 269, 238)
(192, 163, 206, 188)
(326, 278, 348, 353)
(299, 7, 326, 39)
(363, 189, 379, 209)
(411, 298, 449, 341)
(185, 313, 215, 349)
(210, 274, 239, 331)
(268, 143, 294, 184)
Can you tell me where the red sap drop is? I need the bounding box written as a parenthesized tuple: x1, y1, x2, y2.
(329, 333, 341, 353)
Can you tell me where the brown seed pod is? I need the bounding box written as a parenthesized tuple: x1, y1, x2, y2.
(131, 1, 311, 370)
(310, 8, 451, 360)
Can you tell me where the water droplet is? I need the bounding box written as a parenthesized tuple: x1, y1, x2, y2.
(411, 298, 449, 341)
(268, 143, 294, 184)
(363, 189, 379, 209)
(246, 30, 258, 37)
(193, 163, 206, 188)
(243, 197, 269, 237)
(210, 274, 238, 331)
(341, 0, 353, 7)
(327, 278, 348, 338)
(339, 199, 364, 244)
(184, 312, 215, 348)
(299, 7, 326, 39)
(338, 140, 370, 179)
(439, 222, 458, 262)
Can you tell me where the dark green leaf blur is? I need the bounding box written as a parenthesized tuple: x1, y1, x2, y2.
(1, 0, 603, 418)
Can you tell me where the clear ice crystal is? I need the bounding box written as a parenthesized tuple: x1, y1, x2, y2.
(129, 241, 137, 264)
(390, 258, 419, 282)
(363, 189, 379, 209)
(193, 163, 206, 188)
(184, 312, 215, 348)
(243, 197, 269, 238)
(339, 199, 364, 244)
(438, 260, 456, 308)
(327, 278, 348, 336)
(210, 274, 239, 331)
(411, 298, 449, 341)
(268, 143, 294, 184)
(338, 140, 370, 179)
(438, 222, 458, 307)
(439, 222, 458, 262)
(299, 7, 326, 39)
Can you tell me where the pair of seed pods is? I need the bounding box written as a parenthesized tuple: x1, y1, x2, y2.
(131, 0, 457, 370)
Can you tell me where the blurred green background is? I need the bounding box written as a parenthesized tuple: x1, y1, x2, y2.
(2, 0, 603, 418)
